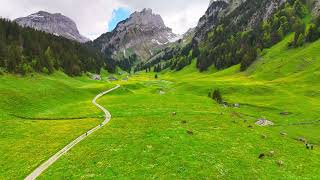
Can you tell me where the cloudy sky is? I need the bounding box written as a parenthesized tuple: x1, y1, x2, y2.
(0, 0, 210, 40)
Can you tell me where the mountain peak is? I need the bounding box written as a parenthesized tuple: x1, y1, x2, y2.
(124, 8, 166, 30)
(15, 11, 90, 43)
(94, 8, 178, 61)
(141, 8, 153, 14)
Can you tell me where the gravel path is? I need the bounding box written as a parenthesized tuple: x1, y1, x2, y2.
(25, 85, 120, 180)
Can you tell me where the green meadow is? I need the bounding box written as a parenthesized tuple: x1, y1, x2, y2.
(1, 35, 320, 179)
(42, 36, 319, 178)
(0, 73, 113, 179)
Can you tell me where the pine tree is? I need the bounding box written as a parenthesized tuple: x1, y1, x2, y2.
(296, 34, 305, 47)
(306, 23, 320, 42)
(44, 47, 55, 74)
(293, 0, 305, 18)
(6, 45, 22, 73)
(292, 19, 306, 46)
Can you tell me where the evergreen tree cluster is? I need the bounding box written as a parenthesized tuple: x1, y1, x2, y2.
(290, 15, 320, 47)
(0, 18, 116, 76)
(196, 0, 312, 72)
(134, 42, 194, 73)
(117, 53, 138, 73)
(154, 64, 162, 72)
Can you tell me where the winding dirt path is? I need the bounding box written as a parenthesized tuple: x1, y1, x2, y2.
(25, 85, 120, 180)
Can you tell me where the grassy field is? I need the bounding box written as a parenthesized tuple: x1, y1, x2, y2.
(0, 72, 113, 179)
(37, 37, 320, 178)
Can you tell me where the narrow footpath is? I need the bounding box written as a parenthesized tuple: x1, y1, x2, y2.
(25, 85, 120, 180)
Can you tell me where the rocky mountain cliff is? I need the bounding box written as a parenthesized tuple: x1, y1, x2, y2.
(93, 8, 179, 61)
(15, 11, 90, 43)
(194, 0, 286, 41)
(311, 0, 320, 16)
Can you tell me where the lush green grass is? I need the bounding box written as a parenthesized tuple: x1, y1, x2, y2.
(40, 38, 320, 178)
(0, 72, 113, 179)
(1, 35, 320, 179)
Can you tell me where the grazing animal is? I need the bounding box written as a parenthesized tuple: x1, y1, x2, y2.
(277, 160, 284, 167)
(298, 137, 307, 143)
(187, 130, 193, 135)
(268, 151, 275, 157)
(259, 153, 265, 159)
(280, 132, 287, 136)
(181, 120, 187, 124)
(306, 144, 314, 150)
(172, 112, 177, 116)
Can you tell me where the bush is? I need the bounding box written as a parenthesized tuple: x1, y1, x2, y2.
(212, 89, 223, 104)
(21, 63, 33, 75)
(42, 67, 49, 75)
(296, 34, 305, 47)
(306, 23, 320, 42)
(0, 67, 5, 75)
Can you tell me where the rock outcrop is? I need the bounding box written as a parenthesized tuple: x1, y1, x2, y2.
(15, 11, 89, 43)
(93, 8, 179, 61)
(311, 0, 320, 16)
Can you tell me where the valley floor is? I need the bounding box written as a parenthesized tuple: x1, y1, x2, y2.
(1, 36, 320, 179)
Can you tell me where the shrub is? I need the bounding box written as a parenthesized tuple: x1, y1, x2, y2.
(306, 23, 320, 42)
(296, 34, 305, 47)
(21, 63, 33, 75)
(0, 67, 5, 75)
(212, 89, 223, 104)
(42, 67, 49, 75)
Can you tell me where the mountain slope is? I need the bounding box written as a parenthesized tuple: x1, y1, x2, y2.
(0, 18, 115, 76)
(195, 0, 286, 41)
(143, 0, 320, 73)
(93, 8, 179, 62)
(15, 11, 90, 43)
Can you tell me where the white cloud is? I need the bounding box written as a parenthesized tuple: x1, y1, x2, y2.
(0, 0, 209, 39)
(118, 0, 209, 34)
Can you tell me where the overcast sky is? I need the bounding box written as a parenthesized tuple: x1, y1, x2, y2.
(0, 0, 210, 40)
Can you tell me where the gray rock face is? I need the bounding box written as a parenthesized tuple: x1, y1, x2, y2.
(195, 0, 245, 41)
(194, 0, 287, 41)
(94, 8, 179, 61)
(312, 0, 320, 16)
(15, 11, 90, 43)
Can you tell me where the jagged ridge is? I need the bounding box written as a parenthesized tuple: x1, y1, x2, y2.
(93, 8, 179, 61)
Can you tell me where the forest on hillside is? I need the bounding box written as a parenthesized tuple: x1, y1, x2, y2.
(0, 19, 116, 76)
(141, 0, 320, 73)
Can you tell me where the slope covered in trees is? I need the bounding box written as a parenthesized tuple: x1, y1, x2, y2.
(0, 19, 116, 76)
(142, 0, 320, 73)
